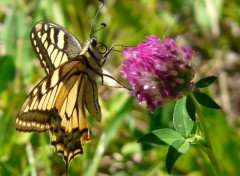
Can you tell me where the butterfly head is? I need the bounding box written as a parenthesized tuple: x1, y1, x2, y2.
(86, 36, 108, 64)
(90, 37, 98, 48)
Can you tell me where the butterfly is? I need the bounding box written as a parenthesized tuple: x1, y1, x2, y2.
(14, 19, 110, 172)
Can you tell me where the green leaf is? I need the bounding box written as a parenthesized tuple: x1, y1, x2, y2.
(193, 91, 221, 109)
(166, 140, 190, 174)
(186, 95, 196, 121)
(0, 56, 15, 93)
(138, 129, 185, 145)
(173, 96, 195, 137)
(195, 75, 218, 88)
(147, 101, 175, 130)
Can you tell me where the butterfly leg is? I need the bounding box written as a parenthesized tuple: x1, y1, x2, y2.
(101, 73, 132, 91)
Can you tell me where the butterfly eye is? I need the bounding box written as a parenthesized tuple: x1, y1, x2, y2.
(98, 43, 107, 54)
(90, 37, 98, 47)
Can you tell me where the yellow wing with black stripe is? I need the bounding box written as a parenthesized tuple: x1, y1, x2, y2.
(15, 20, 104, 172)
(15, 58, 100, 169)
(30, 21, 83, 74)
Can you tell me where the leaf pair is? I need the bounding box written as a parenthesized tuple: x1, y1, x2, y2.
(187, 75, 221, 121)
(138, 96, 193, 174)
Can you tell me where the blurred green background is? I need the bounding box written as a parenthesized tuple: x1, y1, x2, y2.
(0, 0, 240, 175)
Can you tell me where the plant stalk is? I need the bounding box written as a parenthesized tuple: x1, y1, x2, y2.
(190, 93, 221, 176)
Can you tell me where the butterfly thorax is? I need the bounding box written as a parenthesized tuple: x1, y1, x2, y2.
(80, 37, 103, 76)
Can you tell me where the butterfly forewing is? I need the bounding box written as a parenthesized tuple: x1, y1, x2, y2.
(30, 21, 83, 74)
(15, 60, 82, 131)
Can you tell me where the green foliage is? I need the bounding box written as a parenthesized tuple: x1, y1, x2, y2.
(193, 91, 221, 109)
(138, 129, 186, 146)
(0, 56, 15, 93)
(186, 94, 196, 121)
(137, 91, 224, 174)
(173, 96, 195, 137)
(138, 96, 194, 174)
(195, 75, 218, 88)
(1, 0, 240, 176)
(166, 140, 190, 174)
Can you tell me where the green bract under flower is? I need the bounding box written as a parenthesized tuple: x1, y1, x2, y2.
(120, 35, 195, 111)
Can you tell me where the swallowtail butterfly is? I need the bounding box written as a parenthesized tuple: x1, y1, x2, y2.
(14, 3, 111, 173)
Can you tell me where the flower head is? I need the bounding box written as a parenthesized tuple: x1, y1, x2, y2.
(120, 35, 195, 111)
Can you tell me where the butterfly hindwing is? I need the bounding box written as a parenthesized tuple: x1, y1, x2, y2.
(30, 21, 83, 74)
(84, 78, 102, 122)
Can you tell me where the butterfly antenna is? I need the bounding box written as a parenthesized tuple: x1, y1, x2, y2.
(90, 0, 105, 36)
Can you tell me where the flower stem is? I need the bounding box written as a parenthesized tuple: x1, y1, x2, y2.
(190, 93, 221, 176)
